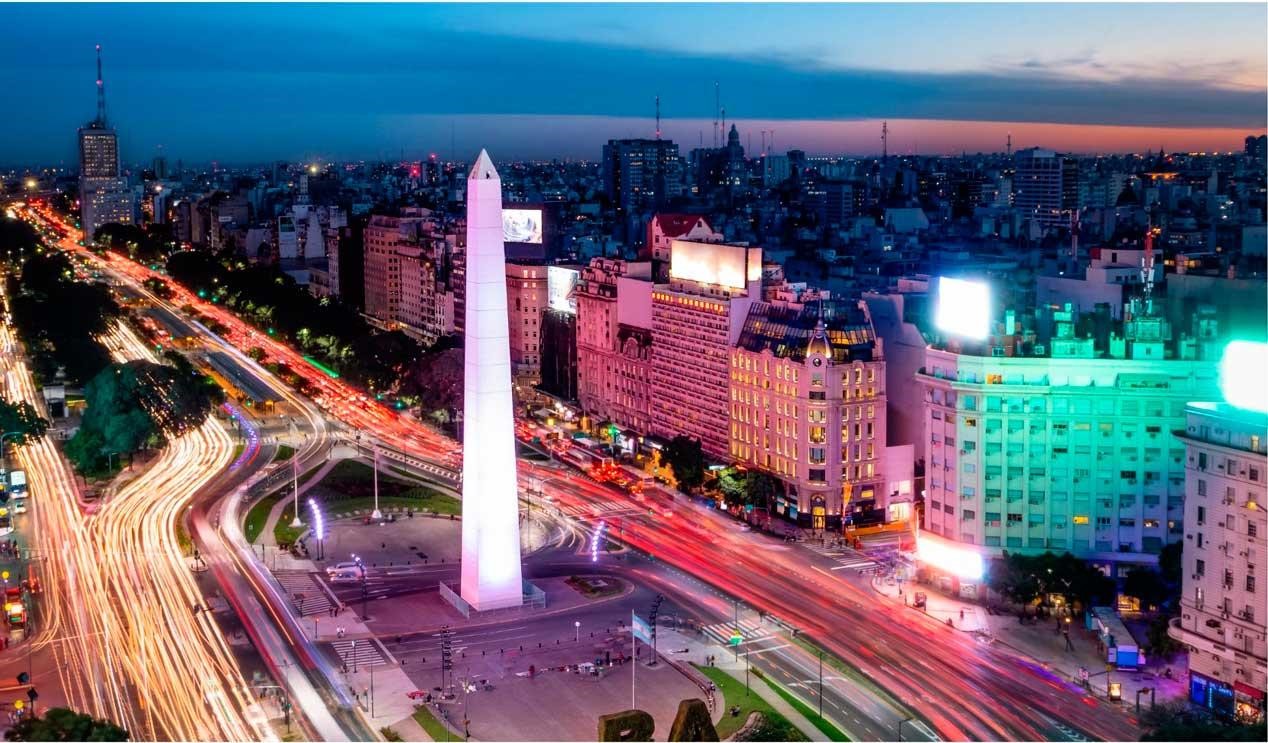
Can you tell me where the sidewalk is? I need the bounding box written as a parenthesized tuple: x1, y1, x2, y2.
(870, 576, 1188, 710)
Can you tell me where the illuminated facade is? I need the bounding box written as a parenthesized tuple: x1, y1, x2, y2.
(80, 176, 134, 242)
(363, 212, 427, 322)
(576, 258, 655, 434)
(460, 150, 523, 611)
(505, 261, 546, 380)
(919, 347, 1219, 571)
(730, 300, 886, 529)
(651, 241, 762, 457)
(1170, 403, 1267, 723)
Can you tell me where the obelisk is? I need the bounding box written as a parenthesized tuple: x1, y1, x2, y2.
(460, 150, 524, 611)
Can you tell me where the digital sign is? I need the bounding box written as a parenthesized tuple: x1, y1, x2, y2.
(502, 208, 543, 245)
(935, 276, 991, 340)
(1220, 340, 1268, 413)
(547, 266, 579, 315)
(669, 240, 760, 291)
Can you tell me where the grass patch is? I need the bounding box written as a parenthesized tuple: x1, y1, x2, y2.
(275, 444, 295, 462)
(243, 490, 287, 544)
(755, 669, 850, 741)
(273, 506, 306, 546)
(174, 517, 193, 556)
(379, 727, 403, 742)
(315, 460, 459, 516)
(564, 575, 624, 598)
(412, 707, 455, 741)
(696, 665, 808, 741)
(232, 443, 245, 461)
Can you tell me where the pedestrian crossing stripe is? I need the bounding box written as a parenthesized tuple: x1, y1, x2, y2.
(702, 620, 773, 646)
(328, 639, 389, 668)
(274, 571, 334, 617)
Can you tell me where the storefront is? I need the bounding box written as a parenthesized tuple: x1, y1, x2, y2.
(1190, 672, 1236, 718)
(1233, 681, 1265, 724)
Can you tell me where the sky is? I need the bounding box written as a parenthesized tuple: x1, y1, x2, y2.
(2, 3, 1265, 166)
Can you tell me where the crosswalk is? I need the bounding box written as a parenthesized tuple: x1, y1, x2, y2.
(557, 501, 643, 521)
(803, 543, 880, 574)
(328, 638, 390, 670)
(273, 571, 333, 617)
(701, 618, 776, 647)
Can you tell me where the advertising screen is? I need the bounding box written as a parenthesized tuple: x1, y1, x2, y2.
(669, 240, 760, 291)
(502, 208, 543, 245)
(935, 277, 991, 340)
(547, 266, 579, 315)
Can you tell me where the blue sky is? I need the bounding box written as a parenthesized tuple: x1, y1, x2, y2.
(2, 3, 1264, 165)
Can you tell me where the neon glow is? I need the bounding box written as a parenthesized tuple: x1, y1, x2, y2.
(591, 520, 606, 563)
(303, 355, 341, 379)
(308, 497, 325, 542)
(915, 533, 984, 580)
(935, 276, 991, 340)
(502, 208, 543, 244)
(547, 266, 579, 315)
(1219, 340, 1268, 413)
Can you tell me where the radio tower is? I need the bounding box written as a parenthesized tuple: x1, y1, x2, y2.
(713, 82, 720, 147)
(654, 95, 661, 140)
(1141, 215, 1156, 314)
(1069, 210, 1080, 264)
(881, 121, 888, 161)
(1006, 132, 1013, 157)
(95, 44, 107, 127)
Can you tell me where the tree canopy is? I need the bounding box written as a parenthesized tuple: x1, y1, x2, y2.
(0, 397, 49, 445)
(986, 551, 1116, 612)
(4, 707, 129, 741)
(1140, 701, 1266, 742)
(663, 436, 705, 494)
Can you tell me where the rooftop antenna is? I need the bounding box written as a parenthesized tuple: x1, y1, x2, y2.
(1069, 210, 1080, 263)
(761, 130, 767, 157)
(770, 129, 775, 153)
(654, 95, 661, 140)
(713, 81, 720, 148)
(95, 44, 107, 126)
(881, 121, 888, 161)
(1006, 132, 1013, 157)
(721, 107, 726, 142)
(1142, 213, 1156, 313)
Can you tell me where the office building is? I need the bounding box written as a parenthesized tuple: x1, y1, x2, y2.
(731, 299, 887, 528)
(1013, 148, 1079, 228)
(651, 240, 762, 457)
(77, 46, 134, 243)
(1170, 402, 1267, 723)
(918, 303, 1221, 574)
(602, 138, 684, 242)
(505, 262, 547, 381)
(576, 258, 655, 435)
(362, 211, 428, 323)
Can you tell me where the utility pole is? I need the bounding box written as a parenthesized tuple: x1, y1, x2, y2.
(817, 651, 824, 719)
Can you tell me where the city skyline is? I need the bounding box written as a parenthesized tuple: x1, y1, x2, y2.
(2, 3, 1266, 165)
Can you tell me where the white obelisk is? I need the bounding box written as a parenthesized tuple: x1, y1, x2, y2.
(460, 150, 524, 611)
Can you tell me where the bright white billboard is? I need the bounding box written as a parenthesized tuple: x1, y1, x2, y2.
(547, 266, 579, 315)
(935, 277, 991, 340)
(502, 208, 543, 244)
(669, 240, 761, 291)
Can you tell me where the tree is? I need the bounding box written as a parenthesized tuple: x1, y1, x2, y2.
(4, 707, 129, 741)
(1158, 542, 1183, 587)
(1141, 701, 1265, 742)
(717, 467, 745, 503)
(1123, 568, 1171, 611)
(663, 436, 705, 494)
(744, 471, 781, 510)
(0, 397, 48, 444)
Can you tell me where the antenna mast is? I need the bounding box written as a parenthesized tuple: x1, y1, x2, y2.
(881, 121, 888, 161)
(655, 95, 661, 140)
(713, 81, 719, 147)
(1142, 215, 1156, 313)
(95, 44, 107, 126)
(1006, 132, 1013, 157)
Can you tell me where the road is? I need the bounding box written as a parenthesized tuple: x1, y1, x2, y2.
(24, 203, 1140, 742)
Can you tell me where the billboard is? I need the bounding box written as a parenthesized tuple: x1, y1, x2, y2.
(669, 240, 761, 291)
(502, 208, 543, 245)
(935, 277, 991, 340)
(547, 266, 579, 315)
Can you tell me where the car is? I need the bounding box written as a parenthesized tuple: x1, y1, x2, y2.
(405, 690, 429, 700)
(325, 561, 363, 577)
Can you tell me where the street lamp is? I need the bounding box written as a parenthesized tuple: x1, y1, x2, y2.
(289, 458, 303, 529)
(308, 498, 325, 561)
(371, 445, 381, 521)
(574, 621, 580, 642)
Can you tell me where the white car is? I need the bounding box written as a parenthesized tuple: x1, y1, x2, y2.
(325, 561, 362, 577)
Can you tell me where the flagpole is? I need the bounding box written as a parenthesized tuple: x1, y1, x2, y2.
(631, 610, 636, 709)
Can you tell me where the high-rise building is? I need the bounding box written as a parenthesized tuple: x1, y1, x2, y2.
(362, 211, 428, 323)
(78, 45, 134, 243)
(505, 262, 547, 381)
(602, 138, 684, 242)
(1013, 148, 1079, 228)
(1169, 402, 1266, 723)
(575, 259, 655, 435)
(731, 300, 887, 529)
(917, 303, 1221, 575)
(651, 240, 762, 457)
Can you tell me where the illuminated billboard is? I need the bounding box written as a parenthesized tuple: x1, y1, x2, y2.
(547, 266, 579, 315)
(1220, 340, 1268, 413)
(915, 533, 984, 580)
(935, 277, 991, 340)
(669, 240, 761, 291)
(502, 208, 543, 245)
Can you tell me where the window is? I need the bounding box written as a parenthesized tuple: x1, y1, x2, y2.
(1007, 513, 1022, 524)
(808, 469, 826, 482)
(1197, 506, 1206, 526)
(1251, 523, 1259, 539)
(1195, 559, 1205, 576)
(1247, 576, 1256, 593)
(962, 510, 975, 521)
(1197, 479, 1207, 497)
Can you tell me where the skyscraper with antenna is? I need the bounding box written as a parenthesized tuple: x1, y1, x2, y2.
(78, 44, 133, 242)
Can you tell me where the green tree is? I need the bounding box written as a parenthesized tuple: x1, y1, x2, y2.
(744, 471, 781, 510)
(717, 467, 746, 503)
(1141, 701, 1265, 742)
(4, 706, 130, 741)
(1123, 568, 1171, 611)
(1158, 542, 1183, 587)
(663, 436, 705, 494)
(0, 397, 48, 444)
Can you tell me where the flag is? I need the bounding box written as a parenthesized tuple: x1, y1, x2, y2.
(632, 612, 652, 644)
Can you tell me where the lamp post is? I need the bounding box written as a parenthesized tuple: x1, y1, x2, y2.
(371, 445, 382, 521)
(574, 621, 580, 642)
(289, 458, 302, 528)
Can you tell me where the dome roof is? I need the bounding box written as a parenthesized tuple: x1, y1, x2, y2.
(805, 319, 832, 360)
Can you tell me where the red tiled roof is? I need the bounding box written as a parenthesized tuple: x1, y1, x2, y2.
(653, 213, 710, 237)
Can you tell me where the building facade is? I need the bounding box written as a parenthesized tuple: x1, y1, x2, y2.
(650, 241, 762, 457)
(918, 346, 1219, 572)
(731, 300, 887, 528)
(1170, 403, 1267, 723)
(575, 258, 655, 434)
(602, 138, 684, 242)
(505, 261, 547, 381)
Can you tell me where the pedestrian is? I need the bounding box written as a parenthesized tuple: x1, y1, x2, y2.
(960, 609, 965, 620)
